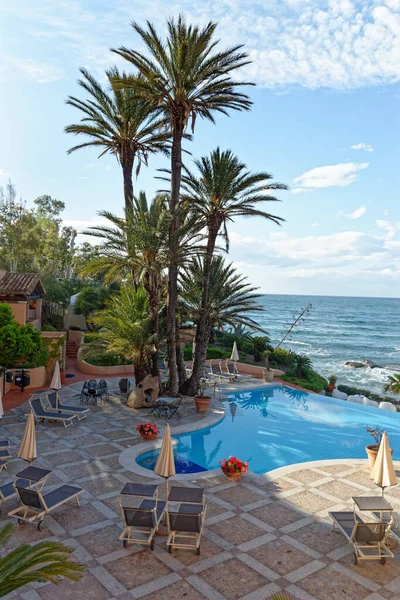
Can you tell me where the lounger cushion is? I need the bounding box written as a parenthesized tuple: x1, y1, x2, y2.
(123, 507, 156, 528)
(43, 484, 83, 510)
(16, 488, 44, 510)
(0, 440, 10, 448)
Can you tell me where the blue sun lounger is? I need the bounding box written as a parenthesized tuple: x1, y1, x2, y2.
(9, 483, 84, 530)
(0, 478, 30, 511)
(29, 396, 76, 428)
(46, 391, 90, 420)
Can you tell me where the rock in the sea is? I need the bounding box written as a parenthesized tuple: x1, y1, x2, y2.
(343, 359, 383, 369)
(344, 361, 365, 368)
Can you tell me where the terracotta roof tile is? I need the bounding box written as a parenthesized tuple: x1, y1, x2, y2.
(0, 273, 45, 296)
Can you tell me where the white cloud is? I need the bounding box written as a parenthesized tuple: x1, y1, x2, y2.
(311, 223, 319, 227)
(337, 205, 367, 219)
(383, 209, 388, 216)
(293, 162, 369, 192)
(228, 224, 400, 294)
(2, 1, 400, 90)
(0, 57, 64, 84)
(351, 143, 374, 152)
(0, 169, 5, 179)
(376, 219, 400, 240)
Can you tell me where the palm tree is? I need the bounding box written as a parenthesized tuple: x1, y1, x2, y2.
(112, 14, 253, 394)
(65, 68, 169, 213)
(89, 286, 154, 383)
(384, 373, 400, 395)
(294, 354, 313, 379)
(80, 194, 203, 376)
(179, 148, 286, 395)
(179, 256, 266, 365)
(0, 522, 84, 597)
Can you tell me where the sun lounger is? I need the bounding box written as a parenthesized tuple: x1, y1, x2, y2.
(0, 478, 30, 511)
(167, 486, 207, 555)
(29, 396, 76, 428)
(119, 483, 165, 550)
(46, 391, 90, 420)
(209, 362, 234, 382)
(329, 511, 393, 565)
(8, 483, 84, 530)
(223, 361, 252, 382)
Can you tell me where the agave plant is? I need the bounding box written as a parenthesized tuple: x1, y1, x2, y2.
(0, 522, 84, 597)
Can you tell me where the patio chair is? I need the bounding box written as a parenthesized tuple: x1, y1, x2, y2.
(167, 397, 182, 419)
(167, 487, 207, 555)
(99, 379, 109, 402)
(329, 511, 393, 565)
(119, 498, 166, 550)
(8, 483, 84, 530)
(46, 391, 90, 420)
(29, 396, 76, 428)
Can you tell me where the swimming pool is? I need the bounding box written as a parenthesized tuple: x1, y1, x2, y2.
(136, 386, 400, 475)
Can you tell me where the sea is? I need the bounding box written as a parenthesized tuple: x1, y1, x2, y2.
(254, 295, 400, 395)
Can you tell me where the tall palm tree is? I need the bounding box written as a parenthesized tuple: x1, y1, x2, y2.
(180, 256, 266, 354)
(89, 286, 154, 384)
(0, 523, 84, 597)
(384, 373, 400, 396)
(180, 148, 286, 395)
(112, 14, 253, 394)
(65, 68, 170, 213)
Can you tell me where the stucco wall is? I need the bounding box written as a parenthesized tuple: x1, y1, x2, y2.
(77, 349, 134, 376)
(6, 366, 47, 391)
(9, 302, 27, 325)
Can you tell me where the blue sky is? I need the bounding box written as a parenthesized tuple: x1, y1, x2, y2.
(0, 0, 399, 297)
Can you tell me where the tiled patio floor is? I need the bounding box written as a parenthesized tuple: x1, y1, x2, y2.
(0, 378, 399, 600)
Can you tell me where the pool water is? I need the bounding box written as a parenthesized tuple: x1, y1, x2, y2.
(136, 386, 400, 475)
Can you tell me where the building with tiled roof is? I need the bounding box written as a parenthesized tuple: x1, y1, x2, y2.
(0, 270, 45, 329)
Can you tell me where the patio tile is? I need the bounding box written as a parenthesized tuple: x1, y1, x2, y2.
(51, 504, 106, 532)
(74, 524, 122, 558)
(339, 552, 400, 587)
(138, 579, 205, 600)
(343, 469, 377, 489)
(81, 474, 123, 497)
(208, 515, 266, 545)
(214, 484, 265, 507)
(261, 478, 299, 494)
(297, 565, 373, 599)
(293, 520, 348, 555)
(61, 462, 106, 480)
(96, 455, 124, 471)
(40, 451, 84, 466)
(104, 551, 171, 589)
(85, 444, 121, 458)
(249, 502, 303, 529)
(205, 499, 231, 518)
(248, 538, 313, 576)
(201, 557, 270, 599)
(317, 464, 353, 475)
(286, 491, 337, 513)
(288, 469, 328, 484)
(37, 572, 112, 600)
(169, 536, 223, 566)
(315, 480, 364, 501)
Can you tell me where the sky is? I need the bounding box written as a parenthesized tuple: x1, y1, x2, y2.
(0, 0, 399, 297)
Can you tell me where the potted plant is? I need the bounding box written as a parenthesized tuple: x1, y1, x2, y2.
(220, 456, 249, 480)
(327, 375, 337, 393)
(365, 426, 392, 468)
(136, 422, 159, 441)
(194, 380, 212, 414)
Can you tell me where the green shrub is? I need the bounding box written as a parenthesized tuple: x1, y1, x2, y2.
(83, 352, 131, 367)
(281, 368, 327, 393)
(182, 345, 229, 361)
(41, 324, 57, 332)
(0, 304, 48, 368)
(83, 333, 97, 343)
(268, 348, 296, 368)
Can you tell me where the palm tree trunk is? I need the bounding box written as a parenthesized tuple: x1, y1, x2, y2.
(181, 227, 218, 396)
(148, 279, 160, 380)
(121, 156, 134, 215)
(167, 118, 184, 395)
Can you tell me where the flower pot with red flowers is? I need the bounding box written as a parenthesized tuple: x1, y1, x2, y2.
(136, 422, 159, 441)
(220, 456, 249, 480)
(327, 374, 337, 393)
(194, 380, 212, 414)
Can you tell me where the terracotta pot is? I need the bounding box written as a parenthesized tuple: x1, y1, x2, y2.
(140, 431, 158, 441)
(223, 471, 243, 481)
(365, 444, 393, 468)
(263, 369, 274, 382)
(327, 384, 336, 393)
(194, 395, 212, 414)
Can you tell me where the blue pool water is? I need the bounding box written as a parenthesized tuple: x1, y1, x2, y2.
(137, 386, 400, 475)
